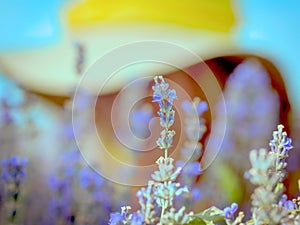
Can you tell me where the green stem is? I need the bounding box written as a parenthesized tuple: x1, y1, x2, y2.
(160, 205, 166, 222)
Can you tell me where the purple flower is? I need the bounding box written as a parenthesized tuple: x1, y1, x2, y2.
(1, 156, 28, 185)
(152, 76, 177, 106)
(182, 100, 208, 116)
(156, 130, 175, 149)
(109, 212, 124, 225)
(131, 212, 144, 225)
(47, 175, 74, 223)
(221, 203, 238, 220)
(130, 106, 152, 139)
(191, 188, 202, 201)
(79, 167, 104, 189)
(283, 137, 293, 152)
(157, 110, 175, 128)
(278, 194, 295, 210)
(167, 89, 177, 104)
(152, 92, 163, 102)
(185, 162, 202, 177)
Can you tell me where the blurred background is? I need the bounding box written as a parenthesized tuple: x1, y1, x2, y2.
(0, 0, 299, 224)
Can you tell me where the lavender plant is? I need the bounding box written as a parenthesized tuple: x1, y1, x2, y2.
(48, 88, 114, 225)
(109, 76, 194, 225)
(176, 97, 208, 206)
(0, 70, 299, 225)
(199, 59, 280, 206)
(109, 76, 299, 225)
(244, 125, 299, 224)
(1, 156, 28, 224)
(189, 125, 300, 225)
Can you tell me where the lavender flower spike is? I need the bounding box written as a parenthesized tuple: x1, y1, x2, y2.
(1, 156, 28, 185)
(269, 124, 293, 178)
(1, 156, 28, 223)
(109, 76, 193, 224)
(152, 75, 177, 158)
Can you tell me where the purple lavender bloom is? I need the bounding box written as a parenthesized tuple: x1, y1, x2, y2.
(109, 212, 124, 225)
(1, 156, 28, 185)
(47, 174, 74, 222)
(185, 162, 202, 177)
(278, 194, 295, 210)
(191, 188, 202, 201)
(152, 93, 163, 102)
(152, 76, 177, 154)
(167, 89, 177, 104)
(79, 167, 104, 189)
(152, 76, 177, 129)
(221, 203, 238, 220)
(130, 106, 152, 139)
(1, 156, 28, 223)
(269, 136, 293, 154)
(131, 212, 144, 225)
(182, 100, 208, 116)
(283, 137, 293, 149)
(152, 76, 174, 103)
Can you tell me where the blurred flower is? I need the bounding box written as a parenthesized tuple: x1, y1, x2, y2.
(1, 155, 28, 223)
(109, 211, 124, 224)
(221, 203, 238, 220)
(198, 58, 280, 206)
(1, 156, 28, 185)
(131, 212, 145, 225)
(130, 104, 152, 139)
(212, 58, 279, 169)
(279, 195, 295, 210)
(176, 97, 207, 209)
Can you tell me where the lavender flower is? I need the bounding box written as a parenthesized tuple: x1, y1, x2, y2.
(1, 156, 28, 223)
(131, 212, 145, 225)
(244, 125, 299, 224)
(48, 88, 116, 225)
(48, 174, 75, 224)
(152, 76, 176, 158)
(179, 97, 207, 176)
(269, 124, 293, 180)
(79, 167, 113, 224)
(188, 124, 299, 225)
(109, 76, 193, 224)
(1, 156, 28, 185)
(221, 203, 238, 220)
(197, 59, 280, 207)
(109, 206, 131, 225)
(130, 105, 152, 139)
(109, 212, 125, 225)
(176, 97, 207, 208)
(278, 195, 295, 210)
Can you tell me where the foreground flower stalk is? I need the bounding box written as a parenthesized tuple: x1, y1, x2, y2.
(244, 125, 298, 224)
(189, 125, 299, 225)
(152, 75, 177, 159)
(109, 76, 193, 225)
